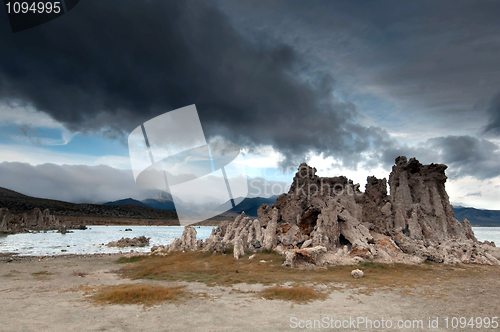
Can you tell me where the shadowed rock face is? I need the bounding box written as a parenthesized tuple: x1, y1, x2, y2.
(158, 157, 500, 267)
(362, 176, 390, 234)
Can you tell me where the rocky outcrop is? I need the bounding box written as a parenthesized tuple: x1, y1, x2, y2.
(388, 156, 476, 242)
(0, 208, 85, 234)
(156, 157, 497, 266)
(106, 236, 150, 247)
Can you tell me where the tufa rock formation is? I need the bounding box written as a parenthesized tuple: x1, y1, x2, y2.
(0, 208, 85, 234)
(106, 236, 150, 247)
(153, 157, 500, 266)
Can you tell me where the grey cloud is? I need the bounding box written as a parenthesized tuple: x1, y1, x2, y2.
(215, 0, 500, 135)
(423, 136, 500, 180)
(2, 0, 499, 180)
(0, 0, 391, 168)
(378, 135, 500, 180)
(0, 161, 290, 203)
(465, 192, 482, 197)
(0, 162, 154, 203)
(16, 124, 42, 145)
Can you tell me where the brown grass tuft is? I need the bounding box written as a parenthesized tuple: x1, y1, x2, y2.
(115, 251, 490, 300)
(259, 286, 328, 303)
(90, 284, 185, 306)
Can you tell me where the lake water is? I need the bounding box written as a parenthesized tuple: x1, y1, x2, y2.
(0, 226, 498, 256)
(0, 225, 215, 256)
(470, 227, 500, 244)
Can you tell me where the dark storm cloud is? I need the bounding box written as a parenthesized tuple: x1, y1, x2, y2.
(0, 0, 387, 167)
(377, 135, 500, 180)
(423, 136, 500, 180)
(2, 0, 500, 181)
(215, 0, 500, 134)
(483, 92, 500, 135)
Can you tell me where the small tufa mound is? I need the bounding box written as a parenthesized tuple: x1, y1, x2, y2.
(351, 269, 364, 279)
(106, 236, 150, 247)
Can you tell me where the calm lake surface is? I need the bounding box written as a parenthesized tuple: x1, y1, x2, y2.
(0, 226, 215, 256)
(0, 226, 498, 256)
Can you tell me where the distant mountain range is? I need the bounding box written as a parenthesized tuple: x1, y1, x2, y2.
(103, 194, 279, 217)
(102, 198, 148, 207)
(453, 207, 500, 227)
(0, 187, 178, 222)
(216, 196, 280, 216)
(2, 186, 500, 226)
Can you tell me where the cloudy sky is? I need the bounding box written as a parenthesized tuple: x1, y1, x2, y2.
(0, 0, 499, 209)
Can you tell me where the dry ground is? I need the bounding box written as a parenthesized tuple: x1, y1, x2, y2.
(0, 252, 499, 331)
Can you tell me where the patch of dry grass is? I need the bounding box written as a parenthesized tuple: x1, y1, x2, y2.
(88, 284, 186, 307)
(259, 286, 328, 303)
(116, 251, 488, 299)
(2, 270, 21, 277)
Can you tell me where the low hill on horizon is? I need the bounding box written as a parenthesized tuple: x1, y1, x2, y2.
(0, 187, 29, 198)
(103, 198, 148, 207)
(141, 198, 176, 211)
(454, 207, 500, 227)
(216, 195, 280, 217)
(0, 186, 178, 222)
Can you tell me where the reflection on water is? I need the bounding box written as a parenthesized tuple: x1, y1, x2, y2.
(0, 226, 498, 256)
(0, 225, 214, 256)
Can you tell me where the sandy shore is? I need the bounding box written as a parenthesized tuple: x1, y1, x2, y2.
(1, 254, 499, 332)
